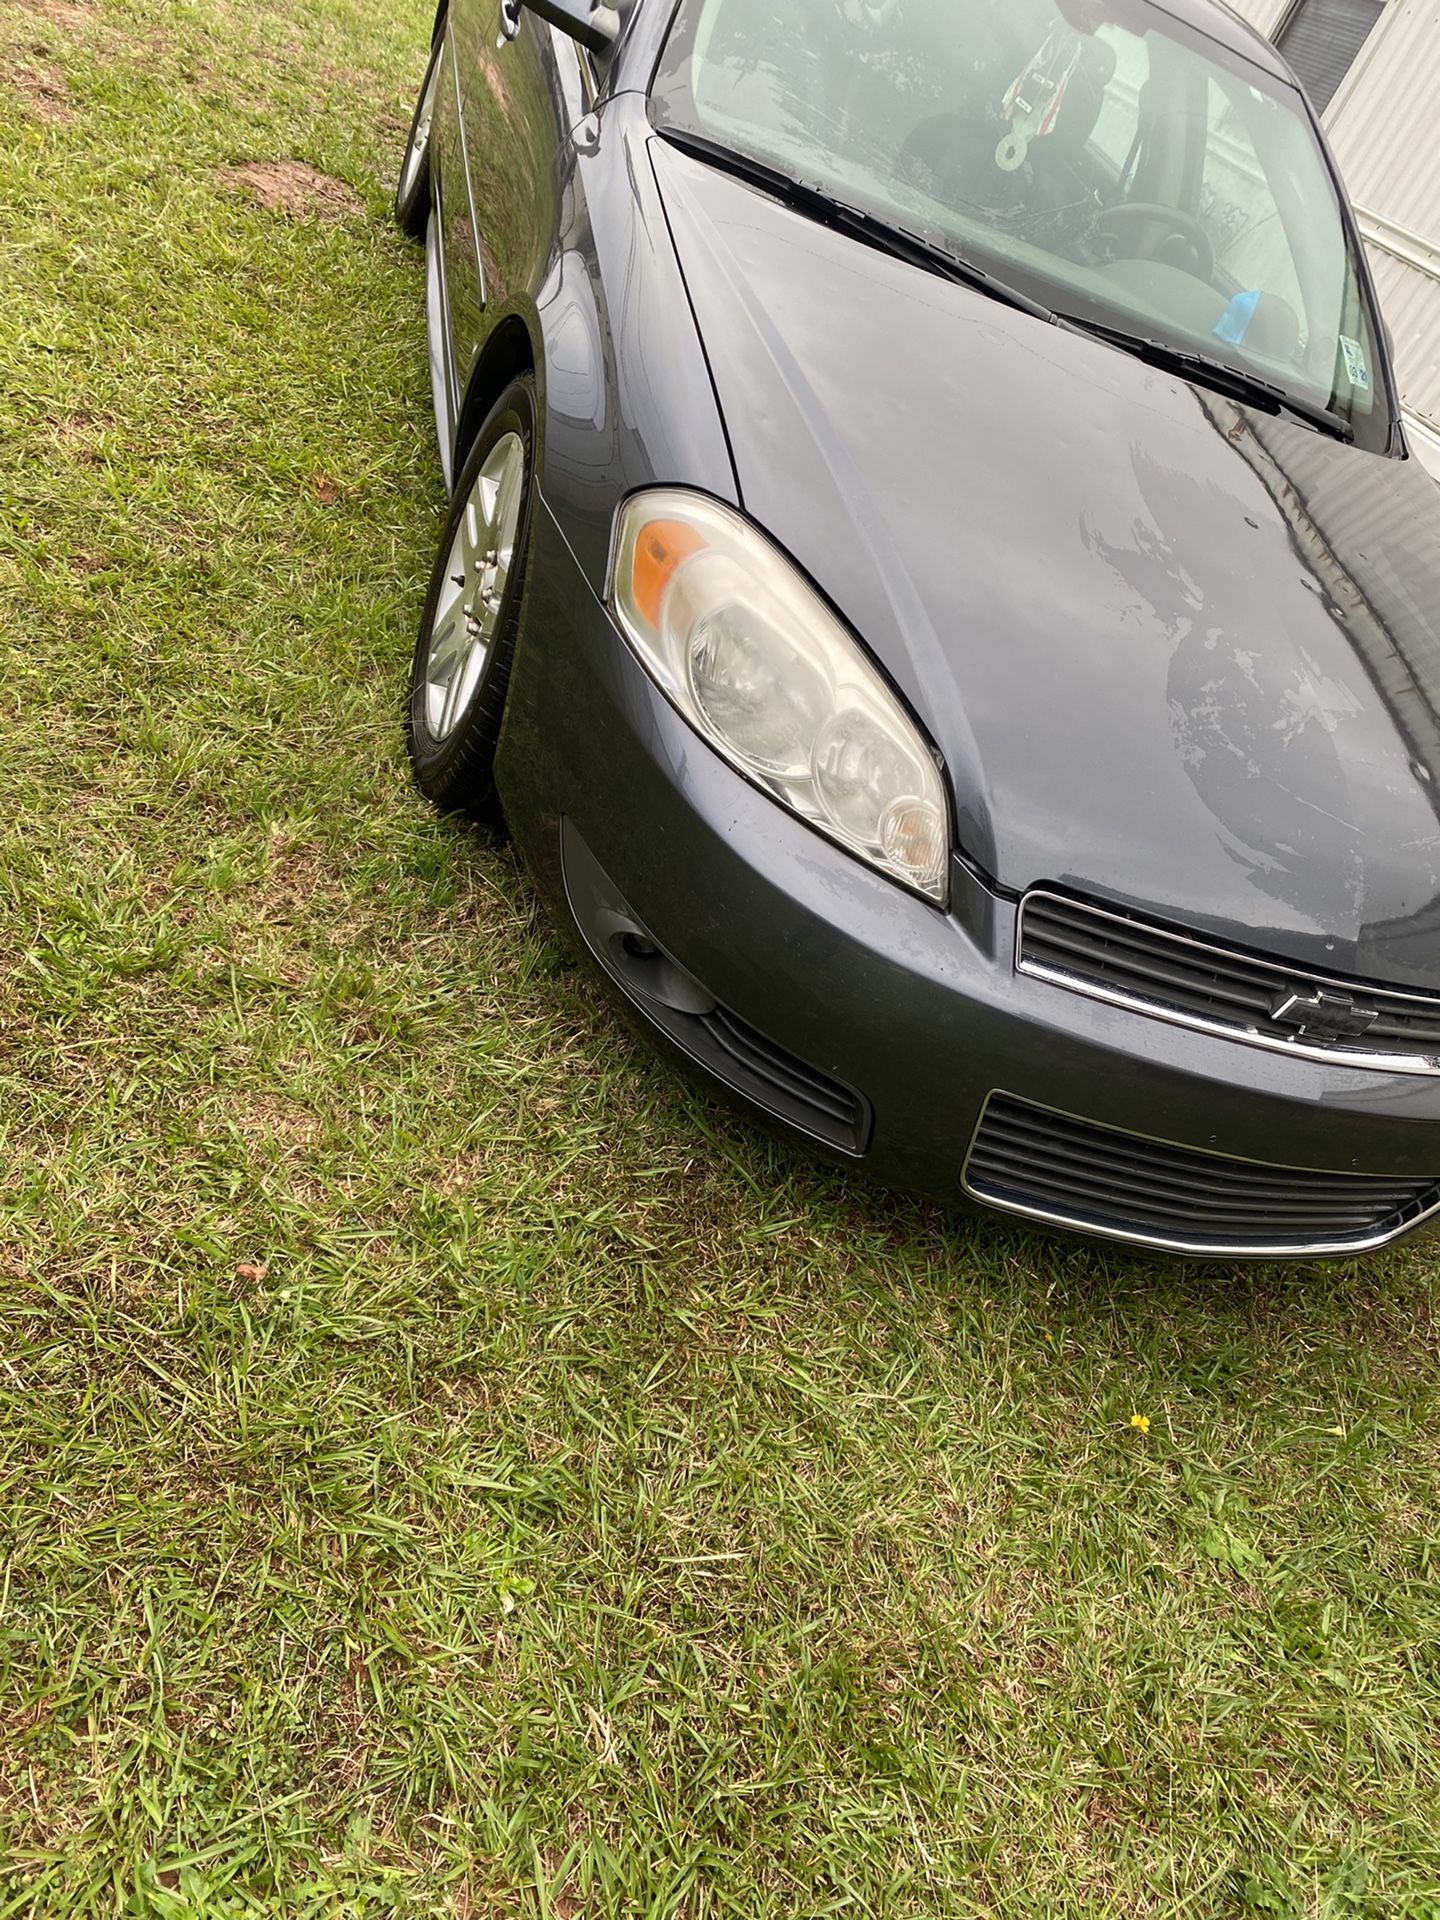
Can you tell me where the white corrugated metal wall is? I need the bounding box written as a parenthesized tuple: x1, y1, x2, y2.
(1228, 0, 1440, 472)
(1231, 0, 1291, 33)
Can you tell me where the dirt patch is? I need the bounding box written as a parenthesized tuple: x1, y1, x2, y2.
(2, 52, 73, 123)
(43, 408, 116, 467)
(217, 160, 365, 223)
(27, 0, 95, 27)
(1, 0, 95, 70)
(231, 1091, 324, 1155)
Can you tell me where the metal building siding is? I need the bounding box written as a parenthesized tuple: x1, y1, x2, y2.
(1325, 2, 1440, 231)
(1364, 252, 1440, 432)
(1324, 0, 1440, 447)
(1277, 0, 1385, 109)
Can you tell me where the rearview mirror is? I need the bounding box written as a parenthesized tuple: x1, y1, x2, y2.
(522, 0, 619, 54)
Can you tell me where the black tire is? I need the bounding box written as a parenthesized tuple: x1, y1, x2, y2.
(405, 376, 537, 824)
(395, 22, 444, 240)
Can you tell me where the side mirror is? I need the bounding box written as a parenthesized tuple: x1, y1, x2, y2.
(521, 0, 619, 54)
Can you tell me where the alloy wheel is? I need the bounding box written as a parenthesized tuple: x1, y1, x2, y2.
(422, 432, 527, 742)
(398, 55, 440, 209)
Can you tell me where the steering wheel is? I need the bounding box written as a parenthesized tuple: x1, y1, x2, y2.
(1095, 202, 1215, 282)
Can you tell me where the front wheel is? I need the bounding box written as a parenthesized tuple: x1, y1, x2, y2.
(405, 376, 537, 824)
(395, 22, 444, 240)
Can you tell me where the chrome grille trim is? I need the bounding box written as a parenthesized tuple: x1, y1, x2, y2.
(1017, 889, 1440, 1076)
(962, 1091, 1440, 1257)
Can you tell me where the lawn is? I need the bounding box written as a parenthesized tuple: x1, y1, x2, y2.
(2, 1, 1440, 1914)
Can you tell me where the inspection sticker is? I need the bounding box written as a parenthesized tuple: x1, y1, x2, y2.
(1340, 335, 1371, 391)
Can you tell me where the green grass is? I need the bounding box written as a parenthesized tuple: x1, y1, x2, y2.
(2, 3, 1440, 1913)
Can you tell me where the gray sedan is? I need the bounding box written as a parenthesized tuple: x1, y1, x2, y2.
(394, 0, 1440, 1258)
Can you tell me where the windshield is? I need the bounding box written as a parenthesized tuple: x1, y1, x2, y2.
(651, 0, 1392, 448)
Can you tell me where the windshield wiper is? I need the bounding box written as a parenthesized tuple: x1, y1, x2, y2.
(657, 129, 1354, 442)
(656, 126, 1060, 326)
(1059, 314, 1354, 442)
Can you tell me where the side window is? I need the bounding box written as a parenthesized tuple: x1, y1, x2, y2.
(1087, 25, 1147, 173)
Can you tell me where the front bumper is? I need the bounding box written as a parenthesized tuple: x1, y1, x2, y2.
(496, 500, 1440, 1257)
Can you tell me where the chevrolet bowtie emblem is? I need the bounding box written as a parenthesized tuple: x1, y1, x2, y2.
(1269, 985, 1381, 1043)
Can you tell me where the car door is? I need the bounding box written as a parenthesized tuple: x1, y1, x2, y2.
(437, 0, 592, 415)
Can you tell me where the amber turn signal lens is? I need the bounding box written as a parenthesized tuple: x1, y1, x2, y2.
(629, 518, 706, 629)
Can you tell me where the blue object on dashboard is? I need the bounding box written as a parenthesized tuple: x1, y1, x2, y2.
(1214, 289, 1261, 346)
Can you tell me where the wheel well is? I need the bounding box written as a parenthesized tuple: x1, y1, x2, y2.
(455, 317, 538, 468)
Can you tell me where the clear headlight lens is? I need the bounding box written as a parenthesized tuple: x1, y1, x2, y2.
(609, 492, 950, 903)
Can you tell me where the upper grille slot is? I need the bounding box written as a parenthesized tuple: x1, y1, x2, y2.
(1018, 891, 1440, 1070)
(964, 1093, 1440, 1256)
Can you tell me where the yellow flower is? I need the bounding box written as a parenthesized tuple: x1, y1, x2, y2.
(1129, 1413, 1151, 1434)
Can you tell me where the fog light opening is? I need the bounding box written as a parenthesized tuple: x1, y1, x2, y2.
(606, 924, 717, 1018)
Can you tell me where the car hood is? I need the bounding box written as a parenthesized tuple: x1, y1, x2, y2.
(651, 139, 1440, 991)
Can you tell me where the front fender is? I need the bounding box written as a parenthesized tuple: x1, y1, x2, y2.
(535, 93, 737, 593)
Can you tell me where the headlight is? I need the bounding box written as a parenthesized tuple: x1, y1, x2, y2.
(609, 492, 950, 904)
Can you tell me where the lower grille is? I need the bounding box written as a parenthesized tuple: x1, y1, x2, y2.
(964, 1093, 1440, 1255)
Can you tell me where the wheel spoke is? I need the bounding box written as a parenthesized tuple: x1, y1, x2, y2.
(438, 637, 482, 739)
(427, 598, 468, 684)
(459, 497, 484, 581)
(490, 437, 526, 587)
(494, 466, 519, 569)
(425, 599, 471, 737)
